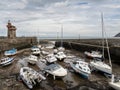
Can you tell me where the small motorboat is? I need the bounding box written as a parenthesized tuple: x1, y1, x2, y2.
(84, 51, 102, 59)
(31, 46, 41, 55)
(55, 52, 66, 61)
(109, 74, 120, 90)
(4, 48, 17, 56)
(45, 54, 57, 63)
(0, 57, 14, 66)
(20, 67, 46, 89)
(26, 55, 38, 64)
(70, 60, 91, 78)
(44, 63, 67, 80)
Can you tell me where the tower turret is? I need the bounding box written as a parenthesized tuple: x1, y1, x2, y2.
(7, 20, 16, 39)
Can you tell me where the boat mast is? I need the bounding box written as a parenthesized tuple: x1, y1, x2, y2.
(101, 13, 112, 69)
(101, 12, 105, 59)
(61, 24, 63, 47)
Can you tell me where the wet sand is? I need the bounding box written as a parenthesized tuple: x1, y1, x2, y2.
(0, 44, 119, 90)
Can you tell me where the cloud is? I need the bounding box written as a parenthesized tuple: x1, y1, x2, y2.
(0, 0, 119, 38)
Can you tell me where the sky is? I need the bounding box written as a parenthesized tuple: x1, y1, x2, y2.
(0, 0, 120, 39)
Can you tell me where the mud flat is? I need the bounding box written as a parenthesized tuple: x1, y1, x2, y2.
(0, 43, 119, 90)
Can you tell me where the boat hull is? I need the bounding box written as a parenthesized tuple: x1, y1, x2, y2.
(0, 58, 14, 66)
(90, 61, 112, 75)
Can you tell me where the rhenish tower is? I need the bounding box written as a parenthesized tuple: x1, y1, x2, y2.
(7, 20, 16, 39)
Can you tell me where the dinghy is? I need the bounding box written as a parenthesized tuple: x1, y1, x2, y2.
(20, 67, 46, 89)
(0, 57, 14, 66)
(44, 63, 67, 80)
(70, 60, 91, 78)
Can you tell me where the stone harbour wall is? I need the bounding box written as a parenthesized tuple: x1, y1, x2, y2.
(0, 37, 37, 52)
(55, 41, 120, 63)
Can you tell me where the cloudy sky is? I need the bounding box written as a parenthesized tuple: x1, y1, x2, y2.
(0, 0, 120, 38)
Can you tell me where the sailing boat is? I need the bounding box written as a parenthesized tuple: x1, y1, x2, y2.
(55, 24, 66, 61)
(57, 24, 65, 52)
(90, 13, 112, 75)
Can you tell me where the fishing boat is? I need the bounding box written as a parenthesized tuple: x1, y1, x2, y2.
(90, 13, 112, 75)
(4, 48, 17, 56)
(109, 75, 120, 90)
(55, 51, 66, 61)
(45, 54, 57, 63)
(20, 67, 46, 89)
(26, 55, 38, 64)
(31, 46, 41, 55)
(70, 60, 91, 78)
(0, 57, 14, 66)
(84, 51, 102, 59)
(44, 63, 67, 80)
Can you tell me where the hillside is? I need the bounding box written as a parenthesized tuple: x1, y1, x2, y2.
(115, 33, 120, 37)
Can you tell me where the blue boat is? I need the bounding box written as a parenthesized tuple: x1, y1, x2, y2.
(4, 48, 17, 56)
(70, 60, 91, 79)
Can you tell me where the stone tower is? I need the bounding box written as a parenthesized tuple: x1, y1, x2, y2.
(7, 20, 16, 39)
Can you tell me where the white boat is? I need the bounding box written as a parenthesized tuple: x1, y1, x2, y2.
(20, 67, 46, 89)
(70, 60, 91, 78)
(90, 59, 112, 75)
(0, 57, 14, 66)
(44, 63, 67, 80)
(58, 47, 65, 52)
(31, 46, 41, 55)
(109, 75, 120, 90)
(41, 50, 49, 55)
(45, 45, 54, 49)
(90, 13, 112, 75)
(4, 48, 17, 56)
(53, 49, 58, 54)
(37, 45, 41, 49)
(26, 55, 38, 64)
(84, 51, 102, 59)
(45, 54, 57, 63)
(55, 51, 66, 61)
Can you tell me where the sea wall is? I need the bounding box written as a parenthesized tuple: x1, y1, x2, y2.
(0, 37, 37, 52)
(55, 41, 120, 63)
